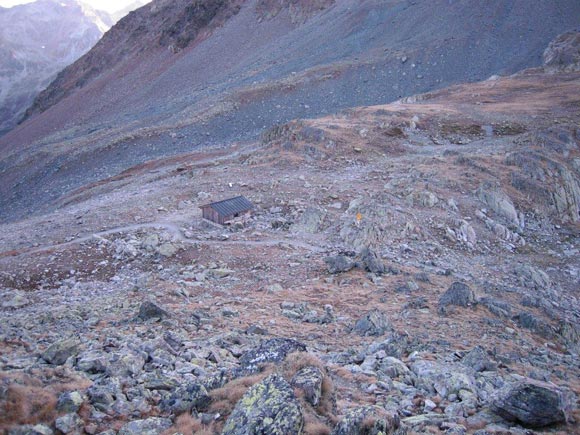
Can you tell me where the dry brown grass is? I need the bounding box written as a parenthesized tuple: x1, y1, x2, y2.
(0, 383, 58, 429)
(304, 413, 332, 435)
(208, 371, 272, 415)
(0, 370, 91, 431)
(161, 413, 216, 435)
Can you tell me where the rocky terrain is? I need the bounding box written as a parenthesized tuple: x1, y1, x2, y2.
(2, 0, 580, 223)
(1, 33, 580, 434)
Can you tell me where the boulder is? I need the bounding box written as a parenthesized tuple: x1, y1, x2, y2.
(117, 417, 173, 435)
(331, 405, 400, 435)
(55, 413, 83, 434)
(492, 378, 573, 427)
(292, 207, 326, 233)
(222, 374, 304, 435)
(353, 309, 391, 337)
(325, 255, 355, 274)
(514, 264, 551, 290)
(438, 282, 476, 314)
(377, 356, 411, 379)
(137, 301, 169, 320)
(76, 350, 108, 373)
(41, 337, 80, 365)
(359, 247, 386, 274)
(479, 297, 512, 318)
(411, 360, 478, 401)
(156, 242, 179, 257)
(513, 311, 554, 338)
(237, 338, 307, 374)
(159, 382, 210, 414)
(291, 366, 324, 407)
(477, 183, 521, 227)
(461, 346, 497, 372)
(56, 391, 84, 413)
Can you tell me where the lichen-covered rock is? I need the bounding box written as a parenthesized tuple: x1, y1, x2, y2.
(56, 391, 84, 413)
(461, 346, 497, 372)
(331, 405, 400, 435)
(55, 412, 83, 434)
(76, 350, 108, 373)
(291, 207, 326, 233)
(222, 374, 304, 435)
(41, 337, 80, 365)
(438, 282, 476, 314)
(291, 366, 324, 407)
(106, 349, 146, 377)
(117, 417, 173, 435)
(159, 382, 210, 414)
(411, 360, 478, 400)
(514, 264, 551, 290)
(513, 311, 554, 338)
(237, 338, 306, 374)
(377, 356, 412, 379)
(558, 320, 580, 354)
(353, 309, 391, 336)
(492, 378, 574, 427)
(477, 183, 521, 227)
(359, 247, 386, 275)
(325, 255, 355, 274)
(137, 301, 169, 320)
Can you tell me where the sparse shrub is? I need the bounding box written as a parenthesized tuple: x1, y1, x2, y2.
(0, 383, 58, 428)
(304, 414, 332, 435)
(161, 413, 215, 435)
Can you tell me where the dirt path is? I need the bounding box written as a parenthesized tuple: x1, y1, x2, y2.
(0, 220, 325, 259)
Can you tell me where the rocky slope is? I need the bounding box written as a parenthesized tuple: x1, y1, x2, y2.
(1, 0, 580, 223)
(0, 0, 111, 136)
(0, 36, 579, 434)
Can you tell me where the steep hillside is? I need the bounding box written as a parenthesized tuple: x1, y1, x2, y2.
(1, 59, 579, 434)
(1, 0, 580, 225)
(0, 0, 108, 136)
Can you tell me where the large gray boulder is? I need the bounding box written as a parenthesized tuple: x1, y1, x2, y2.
(353, 309, 391, 337)
(359, 247, 386, 275)
(492, 378, 574, 427)
(438, 282, 476, 314)
(222, 374, 304, 435)
(137, 301, 169, 320)
(325, 255, 355, 274)
(477, 183, 521, 227)
(159, 382, 210, 414)
(41, 337, 80, 365)
(292, 207, 326, 233)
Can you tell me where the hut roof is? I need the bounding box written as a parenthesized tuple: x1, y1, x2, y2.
(201, 196, 253, 217)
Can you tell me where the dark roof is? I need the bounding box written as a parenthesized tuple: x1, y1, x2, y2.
(201, 196, 254, 216)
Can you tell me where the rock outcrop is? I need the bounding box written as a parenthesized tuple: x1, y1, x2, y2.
(492, 379, 574, 427)
(544, 30, 580, 72)
(222, 374, 304, 435)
